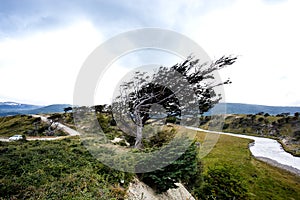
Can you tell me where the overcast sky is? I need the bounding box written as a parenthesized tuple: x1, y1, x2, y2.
(0, 0, 299, 106)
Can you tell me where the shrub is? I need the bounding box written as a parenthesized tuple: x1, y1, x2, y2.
(145, 128, 176, 148)
(138, 140, 200, 193)
(198, 165, 248, 199)
(165, 116, 177, 124)
(222, 123, 229, 130)
(258, 117, 264, 122)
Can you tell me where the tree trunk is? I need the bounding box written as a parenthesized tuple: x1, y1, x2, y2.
(135, 125, 143, 149)
(134, 109, 143, 149)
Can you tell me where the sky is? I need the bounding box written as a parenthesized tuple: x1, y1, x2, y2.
(0, 0, 300, 106)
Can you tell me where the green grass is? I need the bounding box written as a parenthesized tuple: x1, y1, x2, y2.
(203, 114, 300, 157)
(195, 131, 300, 200)
(0, 115, 38, 137)
(0, 115, 66, 137)
(0, 138, 133, 200)
(1, 115, 300, 199)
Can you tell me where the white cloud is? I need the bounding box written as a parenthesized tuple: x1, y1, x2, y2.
(1, 0, 300, 107)
(184, 0, 300, 106)
(94, 50, 183, 105)
(0, 20, 103, 105)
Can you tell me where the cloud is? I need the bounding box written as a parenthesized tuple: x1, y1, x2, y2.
(0, 20, 102, 105)
(1, 0, 299, 106)
(0, 0, 236, 37)
(184, 0, 300, 106)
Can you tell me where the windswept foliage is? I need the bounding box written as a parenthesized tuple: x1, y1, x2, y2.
(113, 56, 237, 148)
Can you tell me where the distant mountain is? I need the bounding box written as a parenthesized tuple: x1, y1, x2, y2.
(0, 102, 71, 116)
(210, 103, 300, 115)
(24, 104, 71, 114)
(1, 102, 300, 117)
(0, 102, 41, 111)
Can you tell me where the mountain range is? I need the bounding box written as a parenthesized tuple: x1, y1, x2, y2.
(209, 103, 300, 115)
(1, 102, 300, 117)
(0, 102, 71, 116)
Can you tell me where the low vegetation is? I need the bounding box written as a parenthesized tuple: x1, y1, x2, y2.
(1, 113, 300, 199)
(0, 115, 67, 137)
(138, 139, 200, 193)
(193, 131, 300, 199)
(0, 138, 133, 199)
(201, 113, 300, 156)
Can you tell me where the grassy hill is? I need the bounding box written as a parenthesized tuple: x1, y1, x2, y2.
(0, 115, 67, 137)
(1, 114, 300, 199)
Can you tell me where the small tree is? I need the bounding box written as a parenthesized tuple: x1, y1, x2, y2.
(64, 107, 72, 113)
(112, 56, 237, 148)
(93, 105, 106, 113)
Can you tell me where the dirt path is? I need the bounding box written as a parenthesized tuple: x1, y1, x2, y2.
(32, 114, 80, 136)
(0, 115, 80, 142)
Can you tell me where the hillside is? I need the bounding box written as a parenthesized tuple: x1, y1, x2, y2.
(0, 102, 41, 116)
(1, 114, 300, 199)
(201, 113, 300, 156)
(24, 104, 71, 114)
(0, 138, 133, 199)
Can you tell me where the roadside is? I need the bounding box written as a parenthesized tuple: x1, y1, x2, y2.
(0, 115, 80, 142)
(32, 114, 80, 136)
(186, 126, 300, 176)
(256, 157, 300, 176)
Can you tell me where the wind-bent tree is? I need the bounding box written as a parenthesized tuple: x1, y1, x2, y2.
(112, 55, 237, 149)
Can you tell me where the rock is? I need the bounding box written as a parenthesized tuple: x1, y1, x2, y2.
(126, 178, 195, 200)
(111, 137, 130, 147)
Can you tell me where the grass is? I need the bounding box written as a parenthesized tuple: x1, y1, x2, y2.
(0, 115, 39, 137)
(1, 114, 300, 199)
(203, 114, 300, 157)
(0, 138, 133, 200)
(195, 130, 300, 200)
(0, 115, 66, 137)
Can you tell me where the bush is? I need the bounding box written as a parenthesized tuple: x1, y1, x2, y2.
(138, 140, 200, 193)
(258, 117, 264, 122)
(165, 116, 177, 124)
(198, 165, 248, 199)
(145, 128, 176, 148)
(96, 113, 113, 133)
(21, 134, 27, 141)
(222, 123, 229, 130)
